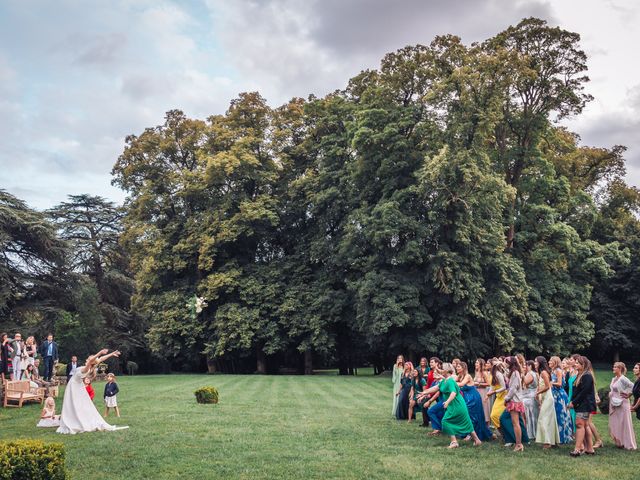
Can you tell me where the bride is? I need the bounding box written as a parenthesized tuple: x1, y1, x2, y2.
(57, 348, 128, 434)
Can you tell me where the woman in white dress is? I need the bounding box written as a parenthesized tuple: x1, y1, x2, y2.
(57, 348, 127, 434)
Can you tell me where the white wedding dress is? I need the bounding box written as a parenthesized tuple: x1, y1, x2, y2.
(56, 369, 127, 434)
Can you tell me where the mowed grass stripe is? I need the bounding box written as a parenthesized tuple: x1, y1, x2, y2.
(1, 373, 639, 480)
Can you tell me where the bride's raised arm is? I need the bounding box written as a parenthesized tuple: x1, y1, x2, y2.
(80, 348, 110, 373)
(95, 350, 121, 364)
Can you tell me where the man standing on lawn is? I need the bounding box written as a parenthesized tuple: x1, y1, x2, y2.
(66, 355, 79, 382)
(8, 332, 24, 380)
(40, 333, 59, 381)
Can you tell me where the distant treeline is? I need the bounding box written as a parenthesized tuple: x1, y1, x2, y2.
(2, 18, 640, 374)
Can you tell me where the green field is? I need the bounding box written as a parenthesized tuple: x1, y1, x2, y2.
(1, 371, 639, 480)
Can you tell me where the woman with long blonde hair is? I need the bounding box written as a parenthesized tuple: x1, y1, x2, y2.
(487, 360, 507, 431)
(567, 356, 596, 457)
(608, 362, 637, 450)
(24, 336, 37, 367)
(549, 356, 573, 444)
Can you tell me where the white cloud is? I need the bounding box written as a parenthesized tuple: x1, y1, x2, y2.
(206, 0, 555, 103)
(0, 0, 239, 209)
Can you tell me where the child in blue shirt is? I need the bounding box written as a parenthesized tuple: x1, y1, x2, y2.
(103, 373, 120, 417)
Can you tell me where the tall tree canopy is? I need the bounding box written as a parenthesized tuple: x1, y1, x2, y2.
(0, 190, 69, 331)
(47, 195, 145, 363)
(105, 17, 637, 373)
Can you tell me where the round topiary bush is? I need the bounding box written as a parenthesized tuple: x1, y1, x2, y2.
(54, 363, 67, 377)
(194, 386, 219, 404)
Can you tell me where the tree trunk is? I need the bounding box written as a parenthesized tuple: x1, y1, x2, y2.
(206, 358, 217, 374)
(613, 349, 620, 363)
(256, 347, 267, 374)
(304, 350, 313, 375)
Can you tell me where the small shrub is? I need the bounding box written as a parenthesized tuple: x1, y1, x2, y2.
(195, 386, 219, 404)
(597, 387, 610, 414)
(54, 363, 67, 377)
(0, 440, 68, 480)
(126, 361, 139, 375)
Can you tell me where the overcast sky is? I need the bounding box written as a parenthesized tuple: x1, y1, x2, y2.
(1, 0, 639, 209)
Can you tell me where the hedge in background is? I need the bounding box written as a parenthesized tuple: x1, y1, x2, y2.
(0, 440, 68, 480)
(194, 386, 219, 404)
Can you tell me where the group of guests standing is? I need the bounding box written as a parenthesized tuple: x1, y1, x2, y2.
(392, 354, 640, 455)
(1, 332, 59, 382)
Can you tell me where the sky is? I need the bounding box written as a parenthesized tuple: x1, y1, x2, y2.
(1, 0, 639, 210)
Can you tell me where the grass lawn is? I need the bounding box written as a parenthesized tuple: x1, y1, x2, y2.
(1, 370, 639, 480)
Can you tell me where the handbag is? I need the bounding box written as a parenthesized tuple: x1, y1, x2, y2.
(610, 396, 623, 408)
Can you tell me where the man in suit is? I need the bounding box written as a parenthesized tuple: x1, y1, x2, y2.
(39, 333, 59, 381)
(8, 332, 24, 380)
(66, 355, 79, 382)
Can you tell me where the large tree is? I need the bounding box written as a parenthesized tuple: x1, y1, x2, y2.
(47, 195, 145, 364)
(0, 190, 69, 333)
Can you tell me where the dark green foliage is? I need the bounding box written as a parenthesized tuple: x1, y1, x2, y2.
(0, 190, 71, 338)
(46, 195, 146, 370)
(107, 18, 639, 371)
(597, 387, 610, 414)
(0, 440, 68, 480)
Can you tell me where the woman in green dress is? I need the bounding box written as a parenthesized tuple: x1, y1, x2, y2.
(392, 355, 404, 417)
(421, 363, 482, 448)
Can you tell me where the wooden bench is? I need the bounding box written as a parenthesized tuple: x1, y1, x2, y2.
(3, 380, 44, 408)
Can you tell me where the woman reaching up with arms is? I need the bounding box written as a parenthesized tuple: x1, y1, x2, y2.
(57, 349, 128, 434)
(421, 363, 482, 448)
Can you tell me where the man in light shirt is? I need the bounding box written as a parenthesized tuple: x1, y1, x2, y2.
(39, 333, 59, 381)
(66, 355, 79, 382)
(8, 333, 24, 380)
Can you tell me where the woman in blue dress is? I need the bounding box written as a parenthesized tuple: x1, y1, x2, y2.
(456, 362, 493, 441)
(423, 373, 445, 435)
(395, 362, 413, 420)
(549, 356, 574, 443)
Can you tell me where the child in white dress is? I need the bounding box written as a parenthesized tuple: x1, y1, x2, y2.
(37, 396, 60, 427)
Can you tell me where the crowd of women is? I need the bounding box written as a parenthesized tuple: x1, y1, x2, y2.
(392, 354, 640, 455)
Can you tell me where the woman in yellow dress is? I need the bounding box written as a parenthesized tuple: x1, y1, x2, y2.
(487, 360, 507, 430)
